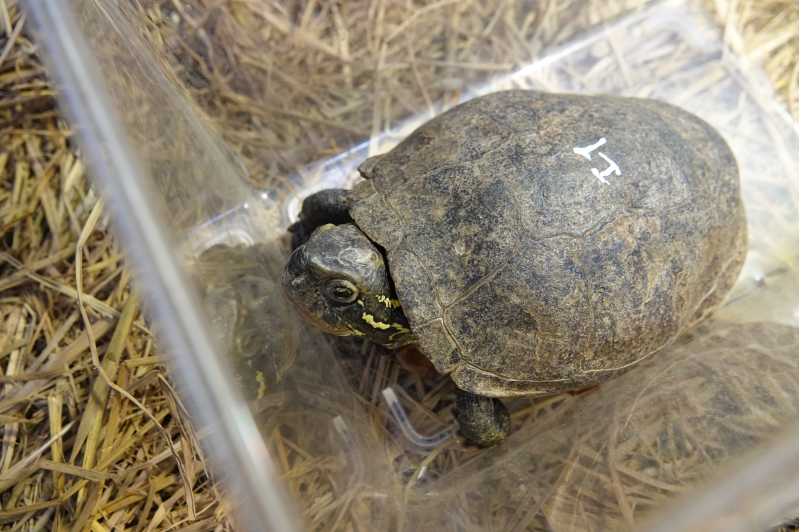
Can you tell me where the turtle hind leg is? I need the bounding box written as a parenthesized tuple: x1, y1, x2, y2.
(456, 390, 510, 447)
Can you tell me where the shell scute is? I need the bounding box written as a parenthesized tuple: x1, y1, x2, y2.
(387, 164, 525, 306)
(446, 236, 592, 383)
(368, 103, 513, 194)
(581, 211, 678, 373)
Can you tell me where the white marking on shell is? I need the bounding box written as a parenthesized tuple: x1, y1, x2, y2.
(574, 138, 621, 185)
(573, 138, 607, 160)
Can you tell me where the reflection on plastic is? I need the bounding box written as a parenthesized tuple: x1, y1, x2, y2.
(332, 416, 364, 489)
(195, 243, 301, 398)
(402, 322, 799, 531)
(382, 388, 459, 448)
(23, 0, 304, 530)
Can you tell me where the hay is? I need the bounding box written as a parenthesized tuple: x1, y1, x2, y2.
(0, 1, 220, 529)
(1, 0, 798, 531)
(133, 0, 799, 190)
(138, 0, 659, 188)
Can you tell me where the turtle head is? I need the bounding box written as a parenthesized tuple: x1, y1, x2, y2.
(282, 223, 416, 348)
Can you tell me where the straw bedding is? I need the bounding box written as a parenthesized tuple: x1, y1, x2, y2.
(0, 0, 798, 530)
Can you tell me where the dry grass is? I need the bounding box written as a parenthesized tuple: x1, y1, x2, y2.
(137, 0, 658, 188)
(0, 2, 225, 530)
(0, 0, 798, 531)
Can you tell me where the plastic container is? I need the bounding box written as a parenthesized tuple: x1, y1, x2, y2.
(24, 0, 799, 530)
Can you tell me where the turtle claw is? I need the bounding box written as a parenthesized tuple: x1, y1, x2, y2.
(456, 390, 510, 447)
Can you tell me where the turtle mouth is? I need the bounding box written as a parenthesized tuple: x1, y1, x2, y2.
(288, 295, 352, 336)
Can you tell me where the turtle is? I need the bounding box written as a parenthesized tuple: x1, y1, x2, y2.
(282, 90, 747, 447)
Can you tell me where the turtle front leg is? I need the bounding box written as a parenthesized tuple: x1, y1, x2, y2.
(289, 189, 353, 249)
(456, 390, 511, 447)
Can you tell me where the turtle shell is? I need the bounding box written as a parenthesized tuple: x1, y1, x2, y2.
(348, 90, 747, 398)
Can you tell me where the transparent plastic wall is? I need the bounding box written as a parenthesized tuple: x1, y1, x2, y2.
(25, 0, 799, 530)
(22, 1, 305, 531)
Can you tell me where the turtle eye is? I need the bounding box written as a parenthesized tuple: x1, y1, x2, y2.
(325, 280, 358, 304)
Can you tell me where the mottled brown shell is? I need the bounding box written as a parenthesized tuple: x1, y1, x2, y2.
(348, 90, 747, 398)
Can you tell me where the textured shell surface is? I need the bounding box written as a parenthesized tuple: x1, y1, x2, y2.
(348, 90, 747, 397)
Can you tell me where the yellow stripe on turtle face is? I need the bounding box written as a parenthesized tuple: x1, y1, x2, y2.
(389, 323, 411, 340)
(346, 324, 365, 336)
(256, 371, 266, 399)
(376, 295, 401, 308)
(362, 312, 391, 329)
